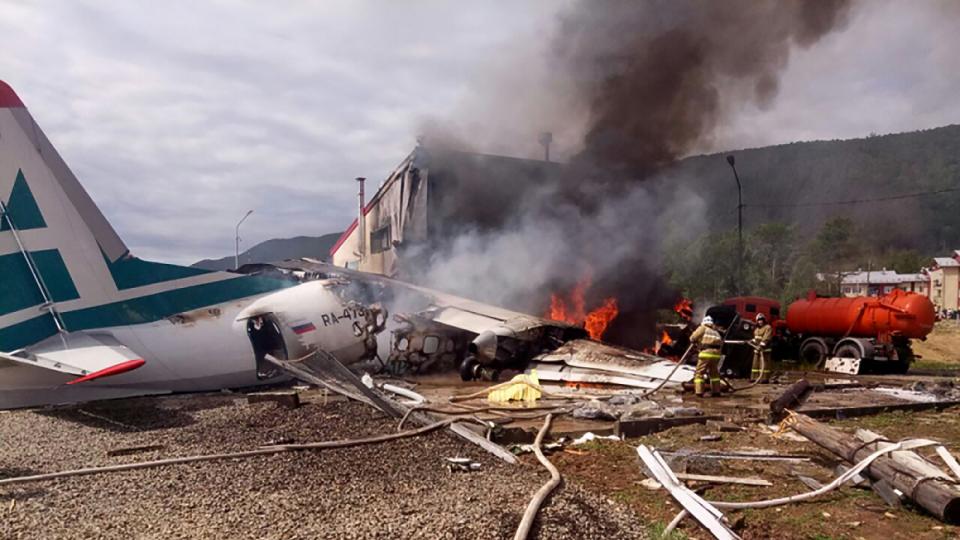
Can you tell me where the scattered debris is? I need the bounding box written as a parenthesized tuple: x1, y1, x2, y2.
(833, 464, 869, 487)
(571, 402, 619, 421)
(870, 478, 904, 509)
(636, 445, 741, 539)
(700, 434, 723, 442)
(570, 432, 620, 445)
(936, 445, 960, 481)
(793, 474, 824, 491)
(444, 457, 482, 473)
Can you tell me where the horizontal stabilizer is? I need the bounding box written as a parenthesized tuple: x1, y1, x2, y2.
(0, 333, 145, 384)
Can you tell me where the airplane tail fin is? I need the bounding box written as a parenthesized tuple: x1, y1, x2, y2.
(0, 81, 261, 351)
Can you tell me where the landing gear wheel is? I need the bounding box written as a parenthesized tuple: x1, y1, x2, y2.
(459, 356, 480, 381)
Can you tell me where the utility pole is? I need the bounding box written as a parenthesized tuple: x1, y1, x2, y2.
(235, 209, 253, 270)
(538, 132, 553, 162)
(726, 155, 744, 296)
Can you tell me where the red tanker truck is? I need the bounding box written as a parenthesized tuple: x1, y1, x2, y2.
(715, 289, 936, 374)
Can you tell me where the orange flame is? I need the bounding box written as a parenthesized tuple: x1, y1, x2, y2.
(545, 277, 619, 340)
(585, 298, 619, 340)
(660, 329, 673, 346)
(673, 298, 694, 322)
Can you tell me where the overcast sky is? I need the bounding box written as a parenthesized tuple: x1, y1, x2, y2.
(2, 0, 959, 264)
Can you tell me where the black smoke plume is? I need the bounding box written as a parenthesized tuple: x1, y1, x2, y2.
(413, 0, 853, 349)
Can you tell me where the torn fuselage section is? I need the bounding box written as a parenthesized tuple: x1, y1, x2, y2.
(236, 279, 385, 378)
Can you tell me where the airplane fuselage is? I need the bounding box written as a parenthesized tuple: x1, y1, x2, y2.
(0, 279, 370, 409)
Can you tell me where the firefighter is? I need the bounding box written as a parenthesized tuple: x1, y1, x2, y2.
(751, 313, 773, 383)
(689, 315, 723, 397)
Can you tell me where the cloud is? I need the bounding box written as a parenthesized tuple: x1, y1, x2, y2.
(1, 0, 959, 264)
(0, 0, 559, 263)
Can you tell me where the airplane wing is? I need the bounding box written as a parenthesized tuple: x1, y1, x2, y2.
(0, 332, 145, 385)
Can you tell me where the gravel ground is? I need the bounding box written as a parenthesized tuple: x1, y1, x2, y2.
(0, 393, 647, 539)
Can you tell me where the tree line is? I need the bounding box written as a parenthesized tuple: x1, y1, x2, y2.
(664, 217, 929, 308)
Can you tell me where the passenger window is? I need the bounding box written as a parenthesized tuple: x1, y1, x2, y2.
(423, 336, 440, 354)
(396, 337, 409, 351)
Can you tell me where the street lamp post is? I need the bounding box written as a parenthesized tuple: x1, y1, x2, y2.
(726, 155, 743, 296)
(235, 210, 253, 271)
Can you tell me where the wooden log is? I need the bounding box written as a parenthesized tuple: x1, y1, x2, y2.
(790, 413, 960, 523)
(856, 430, 952, 482)
(769, 379, 812, 421)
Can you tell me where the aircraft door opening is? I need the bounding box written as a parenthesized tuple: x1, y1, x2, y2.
(246, 315, 287, 379)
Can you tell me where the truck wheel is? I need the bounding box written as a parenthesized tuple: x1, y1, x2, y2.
(834, 343, 863, 360)
(799, 340, 828, 368)
(891, 347, 913, 374)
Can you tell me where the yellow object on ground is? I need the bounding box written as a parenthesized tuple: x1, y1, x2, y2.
(488, 370, 542, 402)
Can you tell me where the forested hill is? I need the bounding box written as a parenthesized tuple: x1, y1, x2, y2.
(655, 124, 960, 303)
(661, 124, 960, 254)
(192, 233, 341, 271)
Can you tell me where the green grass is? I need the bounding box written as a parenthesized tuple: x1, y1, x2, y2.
(609, 487, 641, 505)
(646, 521, 689, 540)
(912, 360, 960, 371)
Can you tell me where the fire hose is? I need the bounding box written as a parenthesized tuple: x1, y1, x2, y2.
(718, 339, 766, 393)
(636, 343, 695, 399)
(513, 413, 561, 540)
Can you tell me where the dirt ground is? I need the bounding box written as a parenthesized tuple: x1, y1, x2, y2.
(546, 405, 960, 540)
(912, 321, 960, 368)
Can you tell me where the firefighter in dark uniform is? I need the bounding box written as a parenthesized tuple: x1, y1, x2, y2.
(751, 313, 773, 383)
(689, 315, 723, 397)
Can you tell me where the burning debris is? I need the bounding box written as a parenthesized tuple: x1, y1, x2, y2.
(544, 276, 620, 340)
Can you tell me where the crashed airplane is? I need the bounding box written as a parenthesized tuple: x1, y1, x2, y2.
(0, 81, 692, 409)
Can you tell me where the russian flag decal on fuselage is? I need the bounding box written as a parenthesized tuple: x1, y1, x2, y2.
(291, 320, 317, 335)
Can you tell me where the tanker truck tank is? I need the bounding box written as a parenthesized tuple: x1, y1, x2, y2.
(785, 289, 936, 373)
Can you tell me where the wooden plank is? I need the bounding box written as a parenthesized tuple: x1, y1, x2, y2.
(676, 473, 772, 487)
(660, 451, 811, 463)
